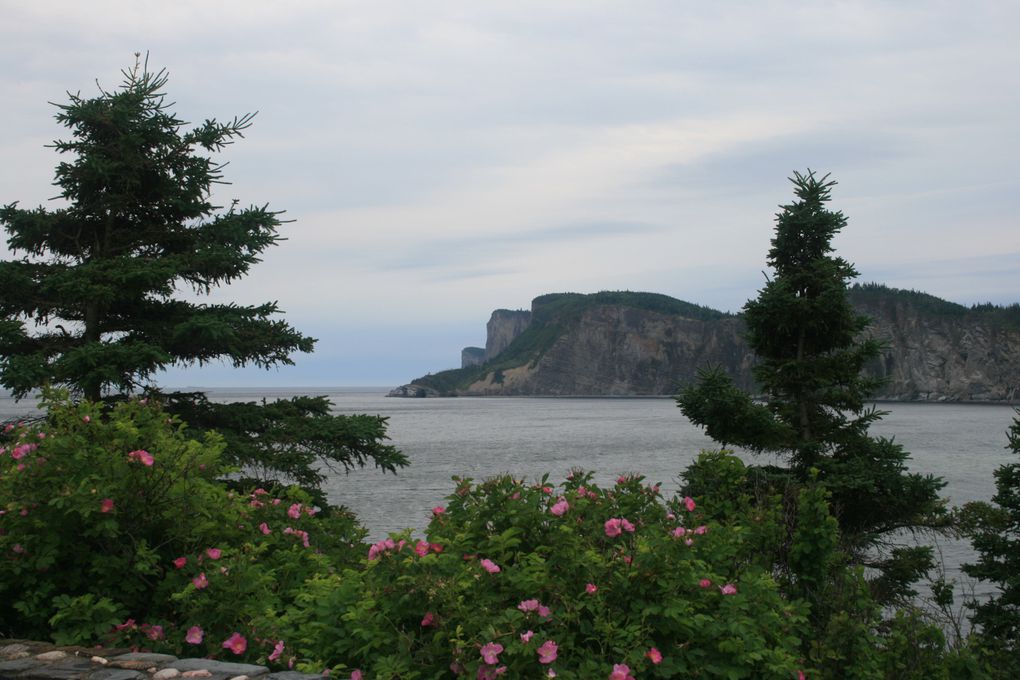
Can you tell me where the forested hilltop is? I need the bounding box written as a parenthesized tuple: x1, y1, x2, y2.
(393, 285, 1020, 401)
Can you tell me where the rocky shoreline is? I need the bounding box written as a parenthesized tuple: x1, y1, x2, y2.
(0, 641, 321, 680)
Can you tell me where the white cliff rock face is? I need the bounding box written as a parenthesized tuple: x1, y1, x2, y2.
(485, 309, 532, 360)
(417, 289, 1020, 401)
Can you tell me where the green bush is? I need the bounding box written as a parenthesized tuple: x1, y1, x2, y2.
(0, 391, 365, 658)
(280, 472, 810, 678)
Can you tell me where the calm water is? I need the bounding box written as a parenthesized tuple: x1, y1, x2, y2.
(3, 387, 1016, 599)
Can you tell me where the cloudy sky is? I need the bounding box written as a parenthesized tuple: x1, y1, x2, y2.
(2, 1, 1017, 387)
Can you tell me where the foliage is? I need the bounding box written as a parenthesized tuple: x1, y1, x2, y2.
(676, 171, 947, 601)
(0, 57, 405, 496)
(155, 391, 407, 507)
(0, 392, 365, 649)
(0, 56, 310, 401)
(280, 472, 810, 678)
(960, 411, 1020, 677)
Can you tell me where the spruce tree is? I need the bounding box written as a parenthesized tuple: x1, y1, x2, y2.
(962, 414, 1020, 676)
(678, 170, 946, 599)
(0, 57, 406, 497)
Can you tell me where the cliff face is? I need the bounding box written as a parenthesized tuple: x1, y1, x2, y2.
(486, 309, 532, 360)
(852, 293, 1020, 401)
(403, 288, 1020, 401)
(464, 306, 754, 395)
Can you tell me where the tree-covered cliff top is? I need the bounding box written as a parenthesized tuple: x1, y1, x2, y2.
(531, 291, 731, 324)
(850, 283, 1020, 330)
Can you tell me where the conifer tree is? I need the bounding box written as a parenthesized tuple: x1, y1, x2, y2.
(678, 170, 946, 599)
(0, 57, 406, 497)
(962, 414, 1020, 676)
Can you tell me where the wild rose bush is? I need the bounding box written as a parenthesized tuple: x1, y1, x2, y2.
(279, 472, 810, 678)
(0, 392, 364, 652)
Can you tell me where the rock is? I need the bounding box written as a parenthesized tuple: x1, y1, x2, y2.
(0, 643, 32, 660)
(153, 669, 182, 680)
(89, 670, 146, 680)
(34, 651, 68, 662)
(108, 654, 178, 671)
(404, 288, 1020, 401)
(169, 659, 268, 679)
(180, 673, 212, 679)
(90, 657, 109, 665)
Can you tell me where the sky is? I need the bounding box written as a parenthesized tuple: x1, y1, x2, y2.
(1, 1, 1018, 387)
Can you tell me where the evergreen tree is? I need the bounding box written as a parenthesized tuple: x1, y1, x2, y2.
(677, 170, 946, 599)
(962, 413, 1020, 676)
(0, 57, 406, 496)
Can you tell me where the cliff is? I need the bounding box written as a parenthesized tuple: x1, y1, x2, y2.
(394, 287, 1020, 401)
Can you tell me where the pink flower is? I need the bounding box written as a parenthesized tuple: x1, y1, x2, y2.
(414, 540, 430, 557)
(547, 671, 556, 678)
(83, 415, 91, 423)
(268, 640, 285, 662)
(694, 525, 708, 535)
(699, 578, 712, 588)
(11, 543, 24, 555)
(206, 548, 222, 560)
(185, 626, 203, 644)
(537, 640, 558, 664)
(173, 556, 187, 569)
(350, 672, 362, 680)
(720, 583, 737, 595)
(616, 475, 627, 484)
(666, 512, 676, 521)
(609, 664, 634, 680)
(127, 449, 154, 466)
(479, 642, 503, 665)
(192, 572, 209, 589)
(797, 672, 806, 680)
(538, 604, 551, 618)
(684, 538, 694, 546)
(671, 526, 687, 538)
(100, 498, 115, 513)
(550, 499, 569, 516)
(683, 496, 696, 512)
(621, 518, 635, 533)
(646, 647, 663, 664)
(421, 611, 434, 627)
(145, 624, 165, 641)
(432, 506, 446, 516)
(585, 583, 597, 594)
(518, 599, 539, 612)
(114, 619, 136, 632)
(222, 632, 247, 655)
(287, 503, 302, 519)
(480, 558, 501, 574)
(259, 522, 271, 535)
(520, 630, 534, 643)
(604, 518, 623, 537)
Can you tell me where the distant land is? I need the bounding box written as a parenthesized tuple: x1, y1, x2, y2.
(390, 285, 1020, 402)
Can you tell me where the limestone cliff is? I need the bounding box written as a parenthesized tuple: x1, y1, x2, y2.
(398, 287, 1020, 401)
(486, 309, 532, 360)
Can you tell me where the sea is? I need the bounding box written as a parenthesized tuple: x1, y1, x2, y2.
(3, 387, 1016, 610)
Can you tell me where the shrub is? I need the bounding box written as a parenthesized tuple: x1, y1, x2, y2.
(280, 472, 810, 678)
(0, 391, 365, 654)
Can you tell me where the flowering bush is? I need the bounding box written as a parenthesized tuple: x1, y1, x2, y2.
(279, 472, 809, 678)
(0, 392, 365, 656)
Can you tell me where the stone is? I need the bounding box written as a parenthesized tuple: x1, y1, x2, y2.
(90, 657, 109, 666)
(0, 657, 42, 675)
(180, 672, 211, 679)
(34, 652, 67, 662)
(0, 644, 32, 660)
(88, 670, 146, 680)
(18, 657, 94, 680)
(153, 669, 181, 680)
(107, 654, 178, 671)
(169, 660, 267, 679)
